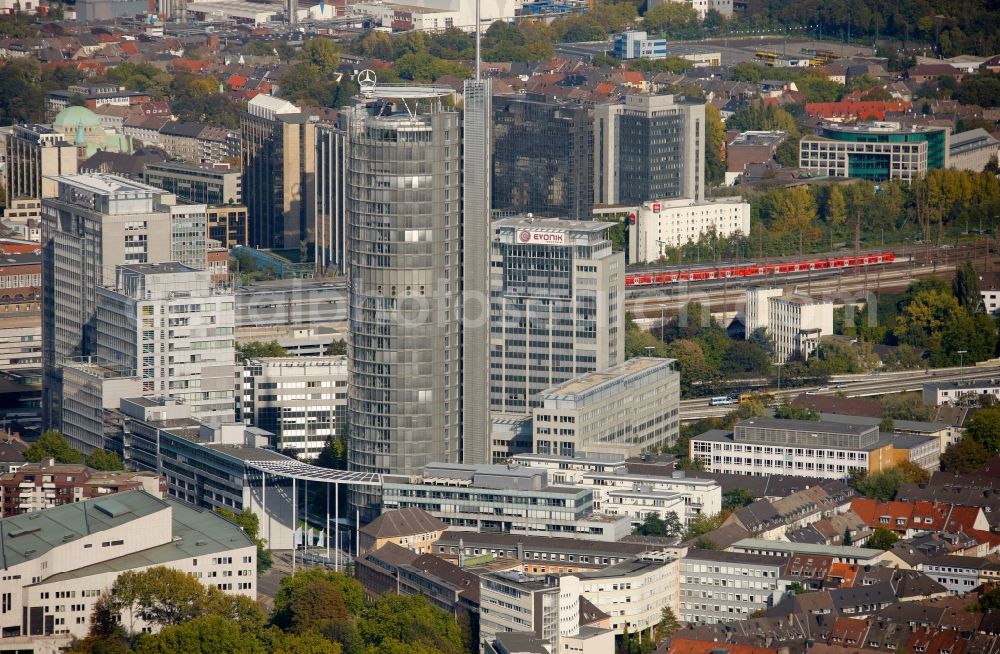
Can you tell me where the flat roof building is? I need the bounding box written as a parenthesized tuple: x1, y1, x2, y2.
(531, 357, 680, 458)
(382, 462, 632, 542)
(799, 122, 950, 182)
(491, 218, 624, 414)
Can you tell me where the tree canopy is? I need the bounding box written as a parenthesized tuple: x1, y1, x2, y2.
(25, 430, 84, 464)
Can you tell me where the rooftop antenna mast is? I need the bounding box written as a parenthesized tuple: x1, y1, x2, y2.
(475, 0, 481, 82)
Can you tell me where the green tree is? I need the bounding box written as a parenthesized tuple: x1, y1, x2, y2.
(843, 527, 852, 546)
(109, 567, 215, 633)
(965, 406, 1000, 455)
(723, 488, 755, 511)
(634, 511, 683, 538)
(721, 341, 772, 376)
(953, 260, 983, 313)
(788, 582, 807, 594)
(684, 511, 728, 540)
(771, 186, 821, 254)
(358, 594, 465, 654)
(24, 430, 84, 464)
(866, 526, 900, 550)
(273, 569, 366, 620)
(825, 185, 848, 229)
(879, 416, 896, 433)
(881, 393, 933, 421)
(654, 606, 681, 643)
(301, 37, 340, 75)
(132, 615, 266, 654)
(693, 536, 719, 550)
(236, 340, 288, 363)
(773, 402, 820, 421)
(642, 2, 700, 37)
(327, 339, 348, 356)
(215, 508, 272, 573)
(86, 449, 124, 471)
(704, 103, 726, 187)
(283, 577, 350, 633)
(940, 438, 990, 473)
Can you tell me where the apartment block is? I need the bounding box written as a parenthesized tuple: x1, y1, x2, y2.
(680, 549, 792, 625)
(492, 93, 594, 220)
(799, 122, 950, 182)
(690, 418, 912, 480)
(922, 378, 1000, 406)
(0, 489, 255, 639)
(490, 218, 624, 414)
(531, 357, 680, 458)
(381, 463, 632, 542)
(612, 31, 668, 60)
(237, 355, 347, 459)
(575, 557, 680, 634)
(143, 161, 242, 206)
(240, 94, 316, 250)
(0, 462, 163, 516)
(4, 124, 77, 224)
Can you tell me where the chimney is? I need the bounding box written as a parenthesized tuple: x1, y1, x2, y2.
(45, 457, 56, 467)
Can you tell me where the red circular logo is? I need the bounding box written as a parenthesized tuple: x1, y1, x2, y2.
(518, 230, 532, 242)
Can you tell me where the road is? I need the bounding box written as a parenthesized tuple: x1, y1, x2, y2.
(679, 362, 1000, 420)
(555, 37, 877, 67)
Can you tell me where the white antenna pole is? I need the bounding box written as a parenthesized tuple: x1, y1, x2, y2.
(475, 0, 481, 81)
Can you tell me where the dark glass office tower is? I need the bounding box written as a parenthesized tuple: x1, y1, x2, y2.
(492, 94, 594, 220)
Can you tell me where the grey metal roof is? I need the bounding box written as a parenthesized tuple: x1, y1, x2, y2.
(0, 490, 169, 568)
(35, 498, 254, 584)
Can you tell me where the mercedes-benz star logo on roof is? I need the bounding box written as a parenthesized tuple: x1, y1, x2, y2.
(358, 69, 377, 90)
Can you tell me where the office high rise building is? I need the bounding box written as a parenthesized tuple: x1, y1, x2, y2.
(4, 124, 77, 223)
(490, 217, 624, 414)
(492, 93, 593, 220)
(462, 75, 492, 465)
(241, 95, 317, 250)
(594, 94, 705, 206)
(344, 86, 463, 519)
(95, 263, 236, 422)
(41, 173, 207, 428)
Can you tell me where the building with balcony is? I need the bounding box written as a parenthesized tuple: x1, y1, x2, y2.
(0, 462, 163, 516)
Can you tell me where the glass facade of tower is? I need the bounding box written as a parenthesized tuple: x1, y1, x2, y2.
(492, 94, 594, 220)
(616, 111, 686, 205)
(345, 93, 462, 520)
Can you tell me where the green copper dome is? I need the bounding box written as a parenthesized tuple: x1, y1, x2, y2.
(53, 105, 101, 129)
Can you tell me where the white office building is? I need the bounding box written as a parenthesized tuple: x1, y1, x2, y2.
(680, 549, 791, 625)
(0, 489, 255, 640)
(490, 218, 624, 414)
(531, 357, 680, 458)
(629, 197, 750, 264)
(513, 453, 722, 528)
(42, 173, 208, 429)
(95, 263, 235, 423)
(382, 463, 632, 542)
(575, 557, 680, 634)
(237, 356, 348, 458)
(923, 378, 1000, 406)
(745, 287, 833, 361)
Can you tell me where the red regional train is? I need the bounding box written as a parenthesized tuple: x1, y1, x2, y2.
(624, 252, 896, 287)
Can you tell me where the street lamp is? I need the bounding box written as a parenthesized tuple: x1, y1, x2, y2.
(957, 350, 968, 368)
